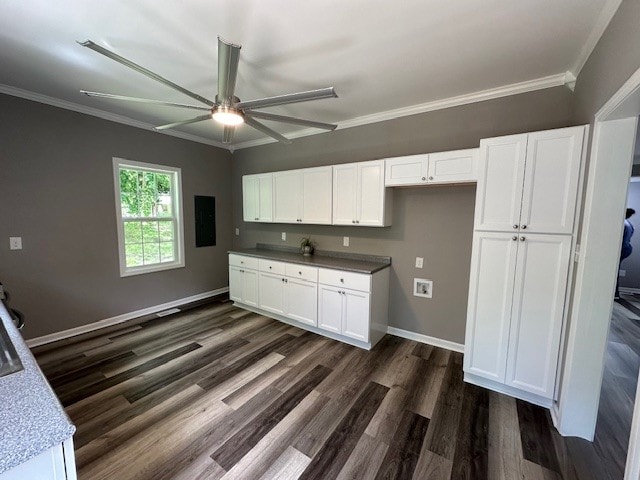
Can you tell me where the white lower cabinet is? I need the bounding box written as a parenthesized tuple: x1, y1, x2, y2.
(464, 232, 571, 403)
(229, 253, 389, 349)
(229, 255, 259, 308)
(0, 438, 76, 480)
(319, 285, 370, 342)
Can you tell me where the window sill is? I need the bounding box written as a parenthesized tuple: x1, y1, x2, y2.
(119, 261, 185, 278)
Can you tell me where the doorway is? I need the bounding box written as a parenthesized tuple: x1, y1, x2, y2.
(556, 66, 640, 480)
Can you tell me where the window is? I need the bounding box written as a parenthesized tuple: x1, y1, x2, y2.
(113, 158, 184, 276)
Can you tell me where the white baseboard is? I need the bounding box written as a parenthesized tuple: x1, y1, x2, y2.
(387, 326, 465, 353)
(26, 287, 229, 348)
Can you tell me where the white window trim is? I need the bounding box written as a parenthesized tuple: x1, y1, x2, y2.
(112, 157, 185, 277)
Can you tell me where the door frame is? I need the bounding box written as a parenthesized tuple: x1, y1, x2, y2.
(554, 66, 640, 479)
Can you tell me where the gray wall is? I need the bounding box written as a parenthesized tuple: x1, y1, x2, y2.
(231, 87, 575, 344)
(621, 182, 640, 289)
(0, 94, 233, 339)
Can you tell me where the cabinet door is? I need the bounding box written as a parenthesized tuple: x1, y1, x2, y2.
(318, 285, 343, 334)
(286, 278, 318, 326)
(229, 266, 244, 302)
(273, 170, 302, 223)
(343, 289, 370, 342)
(358, 160, 386, 226)
(505, 234, 571, 398)
(0, 442, 67, 480)
(427, 148, 478, 184)
(256, 174, 274, 222)
(259, 272, 286, 315)
(242, 175, 258, 222)
(302, 167, 332, 224)
(333, 164, 358, 225)
(475, 135, 527, 232)
(384, 155, 428, 186)
(519, 127, 584, 234)
(464, 232, 519, 383)
(242, 269, 259, 308)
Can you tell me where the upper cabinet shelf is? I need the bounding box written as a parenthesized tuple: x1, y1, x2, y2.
(384, 148, 479, 187)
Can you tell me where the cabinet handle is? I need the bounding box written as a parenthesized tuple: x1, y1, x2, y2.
(520, 236, 526, 241)
(512, 236, 517, 241)
(521, 225, 527, 229)
(513, 225, 518, 229)
(428, 176, 433, 180)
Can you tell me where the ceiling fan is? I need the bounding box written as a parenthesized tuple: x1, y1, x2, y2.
(78, 37, 339, 145)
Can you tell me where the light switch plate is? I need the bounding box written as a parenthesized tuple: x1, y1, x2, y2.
(9, 237, 22, 250)
(281, 232, 286, 241)
(235, 228, 239, 236)
(415, 257, 423, 268)
(343, 236, 349, 247)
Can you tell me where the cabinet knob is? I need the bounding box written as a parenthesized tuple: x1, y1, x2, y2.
(521, 225, 527, 229)
(421, 177, 426, 181)
(255, 217, 258, 221)
(513, 225, 518, 229)
(352, 220, 355, 224)
(512, 236, 517, 241)
(269, 266, 272, 269)
(340, 278, 344, 283)
(520, 236, 526, 241)
(428, 176, 433, 180)
(299, 271, 302, 275)
(356, 220, 360, 224)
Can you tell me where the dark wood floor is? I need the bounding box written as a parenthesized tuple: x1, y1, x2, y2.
(31, 299, 619, 479)
(596, 294, 640, 479)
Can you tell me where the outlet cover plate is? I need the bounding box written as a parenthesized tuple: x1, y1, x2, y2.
(414, 278, 432, 298)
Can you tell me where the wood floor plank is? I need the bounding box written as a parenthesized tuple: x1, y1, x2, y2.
(488, 392, 525, 480)
(211, 364, 332, 470)
(258, 446, 311, 480)
(422, 351, 465, 460)
(412, 447, 453, 480)
(298, 381, 389, 480)
(335, 434, 388, 480)
(517, 399, 562, 473)
(450, 382, 490, 480)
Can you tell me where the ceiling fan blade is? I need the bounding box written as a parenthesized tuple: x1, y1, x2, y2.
(235, 87, 337, 110)
(223, 126, 235, 144)
(155, 114, 212, 131)
(78, 40, 215, 107)
(245, 111, 337, 131)
(244, 117, 292, 145)
(80, 91, 211, 111)
(217, 37, 241, 105)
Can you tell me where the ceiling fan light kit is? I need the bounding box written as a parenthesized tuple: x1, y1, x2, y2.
(79, 37, 338, 146)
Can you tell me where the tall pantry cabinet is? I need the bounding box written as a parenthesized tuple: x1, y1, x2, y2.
(464, 126, 586, 406)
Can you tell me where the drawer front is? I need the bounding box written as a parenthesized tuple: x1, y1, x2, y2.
(229, 254, 259, 270)
(259, 259, 287, 275)
(285, 264, 319, 282)
(318, 268, 371, 292)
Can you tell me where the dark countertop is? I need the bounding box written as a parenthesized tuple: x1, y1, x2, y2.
(0, 300, 75, 474)
(229, 245, 391, 274)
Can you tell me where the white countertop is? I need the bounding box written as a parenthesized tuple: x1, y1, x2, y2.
(0, 300, 75, 474)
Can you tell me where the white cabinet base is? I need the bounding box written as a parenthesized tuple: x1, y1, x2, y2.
(232, 302, 384, 350)
(464, 372, 553, 408)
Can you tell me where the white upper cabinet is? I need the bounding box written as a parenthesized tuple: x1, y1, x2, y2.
(384, 149, 478, 187)
(333, 160, 391, 226)
(242, 173, 273, 222)
(272, 167, 332, 224)
(427, 148, 479, 184)
(273, 170, 303, 223)
(385, 154, 429, 186)
(475, 126, 585, 234)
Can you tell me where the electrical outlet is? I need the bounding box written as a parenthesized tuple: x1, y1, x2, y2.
(281, 232, 286, 241)
(9, 237, 22, 250)
(343, 236, 349, 247)
(413, 278, 433, 298)
(415, 257, 423, 268)
(235, 228, 239, 236)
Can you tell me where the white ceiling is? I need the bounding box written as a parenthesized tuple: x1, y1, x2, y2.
(0, 0, 621, 150)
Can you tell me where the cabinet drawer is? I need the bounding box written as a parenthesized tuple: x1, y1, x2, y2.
(286, 264, 318, 282)
(259, 259, 286, 275)
(318, 268, 371, 292)
(229, 254, 259, 270)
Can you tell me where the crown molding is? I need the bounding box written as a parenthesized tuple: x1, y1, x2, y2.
(0, 83, 231, 151)
(571, 0, 622, 78)
(232, 71, 572, 150)
(2, 71, 572, 153)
